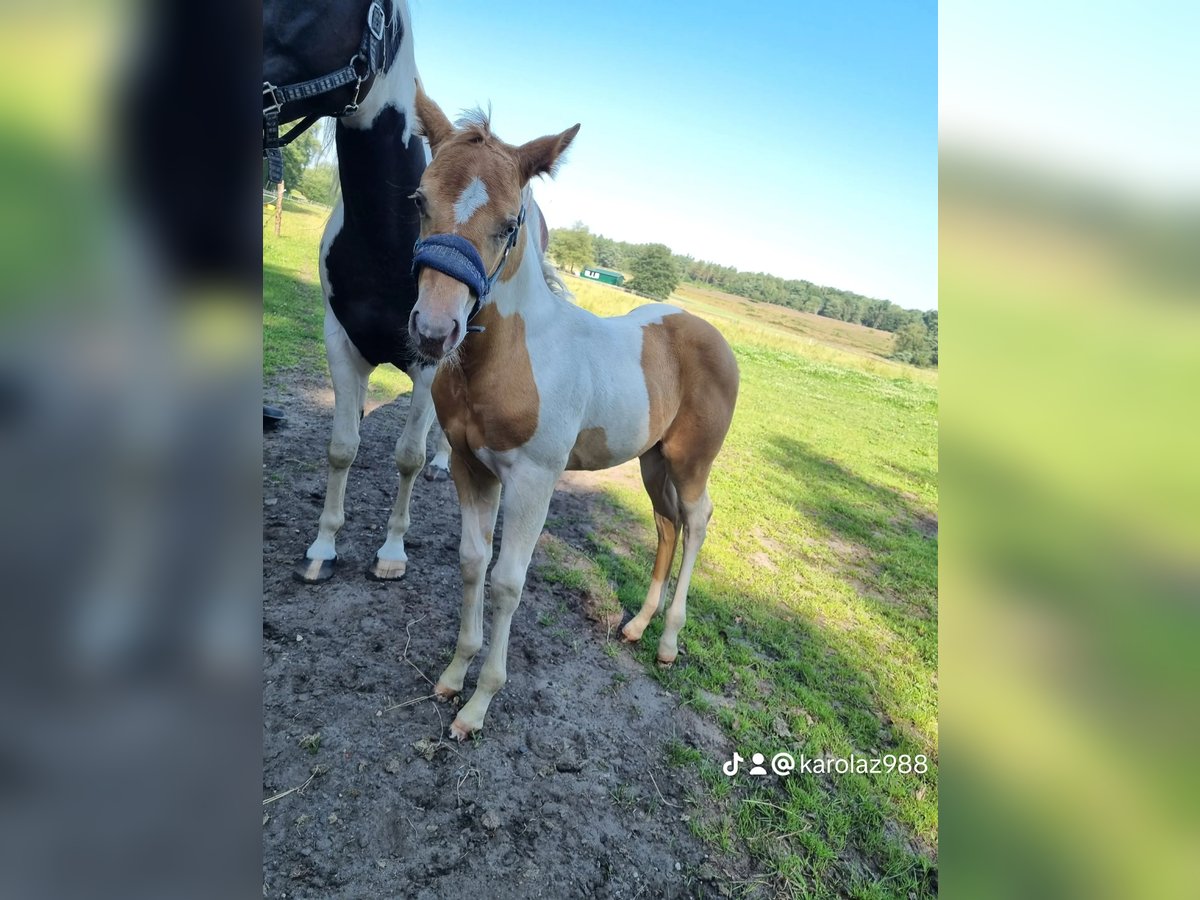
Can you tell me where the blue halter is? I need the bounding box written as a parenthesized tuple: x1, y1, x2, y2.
(411, 205, 526, 333)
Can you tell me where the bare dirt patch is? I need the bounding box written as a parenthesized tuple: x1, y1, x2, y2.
(263, 372, 755, 898)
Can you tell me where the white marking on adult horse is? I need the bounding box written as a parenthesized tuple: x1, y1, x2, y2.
(286, 0, 452, 584)
(409, 90, 739, 740)
(342, 0, 418, 142)
(453, 176, 489, 225)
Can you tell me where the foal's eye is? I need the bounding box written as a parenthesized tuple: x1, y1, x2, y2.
(409, 192, 427, 216)
(497, 220, 518, 240)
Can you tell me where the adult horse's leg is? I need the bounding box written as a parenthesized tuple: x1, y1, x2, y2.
(448, 464, 559, 740)
(424, 422, 451, 481)
(369, 364, 441, 579)
(294, 317, 372, 583)
(622, 445, 680, 643)
(435, 454, 501, 700)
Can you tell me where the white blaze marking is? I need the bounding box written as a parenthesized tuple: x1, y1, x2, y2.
(454, 177, 489, 224)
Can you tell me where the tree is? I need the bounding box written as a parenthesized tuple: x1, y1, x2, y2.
(298, 161, 339, 206)
(629, 243, 680, 299)
(892, 322, 932, 366)
(593, 235, 624, 270)
(548, 224, 593, 274)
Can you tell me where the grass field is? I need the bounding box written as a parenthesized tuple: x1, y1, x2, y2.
(673, 283, 901, 363)
(264, 204, 938, 898)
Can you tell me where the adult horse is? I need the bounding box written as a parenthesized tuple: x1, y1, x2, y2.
(263, 0, 451, 582)
(407, 89, 740, 740)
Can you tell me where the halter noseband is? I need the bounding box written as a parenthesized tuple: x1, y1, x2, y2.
(411, 205, 526, 334)
(263, 1, 397, 183)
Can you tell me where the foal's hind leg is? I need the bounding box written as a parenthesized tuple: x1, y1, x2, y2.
(295, 318, 372, 583)
(622, 446, 680, 643)
(369, 364, 440, 580)
(657, 485, 713, 666)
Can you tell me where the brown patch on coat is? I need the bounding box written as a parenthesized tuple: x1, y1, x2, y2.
(567, 426, 611, 471)
(432, 304, 539, 456)
(639, 312, 739, 502)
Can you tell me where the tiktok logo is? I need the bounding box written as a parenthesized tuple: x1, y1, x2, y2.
(723, 752, 769, 776)
(722, 752, 744, 776)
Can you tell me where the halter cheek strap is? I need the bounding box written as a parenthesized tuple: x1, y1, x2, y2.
(411, 205, 525, 334)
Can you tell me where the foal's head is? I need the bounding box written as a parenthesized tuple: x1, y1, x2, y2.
(407, 88, 579, 361)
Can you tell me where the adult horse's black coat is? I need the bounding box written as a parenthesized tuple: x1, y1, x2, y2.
(324, 105, 426, 369)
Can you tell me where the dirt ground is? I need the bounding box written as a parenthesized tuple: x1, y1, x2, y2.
(263, 374, 755, 898)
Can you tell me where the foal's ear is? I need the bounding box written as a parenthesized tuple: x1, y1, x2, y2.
(414, 82, 456, 156)
(515, 124, 581, 184)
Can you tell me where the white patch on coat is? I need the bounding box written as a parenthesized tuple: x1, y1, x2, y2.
(454, 177, 490, 225)
(344, 1, 418, 144)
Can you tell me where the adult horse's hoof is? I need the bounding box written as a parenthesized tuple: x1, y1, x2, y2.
(366, 557, 407, 580)
(423, 464, 450, 482)
(449, 717, 476, 742)
(293, 555, 337, 583)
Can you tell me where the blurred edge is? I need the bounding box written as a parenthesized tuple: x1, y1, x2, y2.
(942, 1, 1200, 897)
(0, 2, 261, 899)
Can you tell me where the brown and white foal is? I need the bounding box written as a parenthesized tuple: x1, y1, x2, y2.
(409, 89, 739, 739)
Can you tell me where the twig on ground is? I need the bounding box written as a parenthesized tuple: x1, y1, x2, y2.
(262, 765, 327, 806)
(648, 769, 682, 808)
(381, 693, 437, 713)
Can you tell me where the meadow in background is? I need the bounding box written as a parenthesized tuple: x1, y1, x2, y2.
(264, 198, 940, 898)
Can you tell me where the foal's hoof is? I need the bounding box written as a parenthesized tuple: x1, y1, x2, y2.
(366, 557, 407, 580)
(656, 650, 678, 668)
(423, 465, 450, 483)
(433, 682, 459, 703)
(293, 555, 336, 584)
(620, 622, 644, 643)
(449, 717, 477, 742)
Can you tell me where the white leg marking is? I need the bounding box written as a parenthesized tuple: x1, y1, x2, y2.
(429, 423, 451, 474)
(657, 491, 713, 665)
(450, 465, 558, 739)
(436, 462, 501, 700)
(621, 512, 678, 642)
(370, 365, 439, 579)
(302, 314, 372, 576)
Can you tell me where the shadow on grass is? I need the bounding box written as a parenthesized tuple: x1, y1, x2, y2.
(758, 434, 938, 668)
(542, 473, 938, 899)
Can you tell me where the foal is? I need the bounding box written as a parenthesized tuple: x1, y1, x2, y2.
(409, 89, 739, 739)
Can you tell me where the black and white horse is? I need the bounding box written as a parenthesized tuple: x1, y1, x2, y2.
(264, 0, 449, 583)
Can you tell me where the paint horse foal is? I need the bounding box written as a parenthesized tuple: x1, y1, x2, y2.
(408, 90, 739, 739)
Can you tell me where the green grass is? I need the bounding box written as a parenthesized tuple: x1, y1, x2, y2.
(264, 229, 938, 897)
(554, 276, 939, 897)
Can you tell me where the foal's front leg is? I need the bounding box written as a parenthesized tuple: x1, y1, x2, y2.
(434, 456, 500, 701)
(449, 465, 559, 740)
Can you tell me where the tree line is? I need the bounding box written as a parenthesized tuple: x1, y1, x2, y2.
(547, 223, 937, 367)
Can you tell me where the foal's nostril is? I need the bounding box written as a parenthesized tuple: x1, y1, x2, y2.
(408, 308, 421, 338)
(445, 321, 461, 351)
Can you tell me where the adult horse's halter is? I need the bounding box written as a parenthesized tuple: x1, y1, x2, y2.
(411, 205, 527, 334)
(262, 1, 398, 183)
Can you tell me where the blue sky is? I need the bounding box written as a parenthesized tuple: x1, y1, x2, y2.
(409, 0, 937, 310)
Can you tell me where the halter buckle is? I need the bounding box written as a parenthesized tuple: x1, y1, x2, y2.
(368, 2, 387, 41)
(263, 82, 283, 116)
